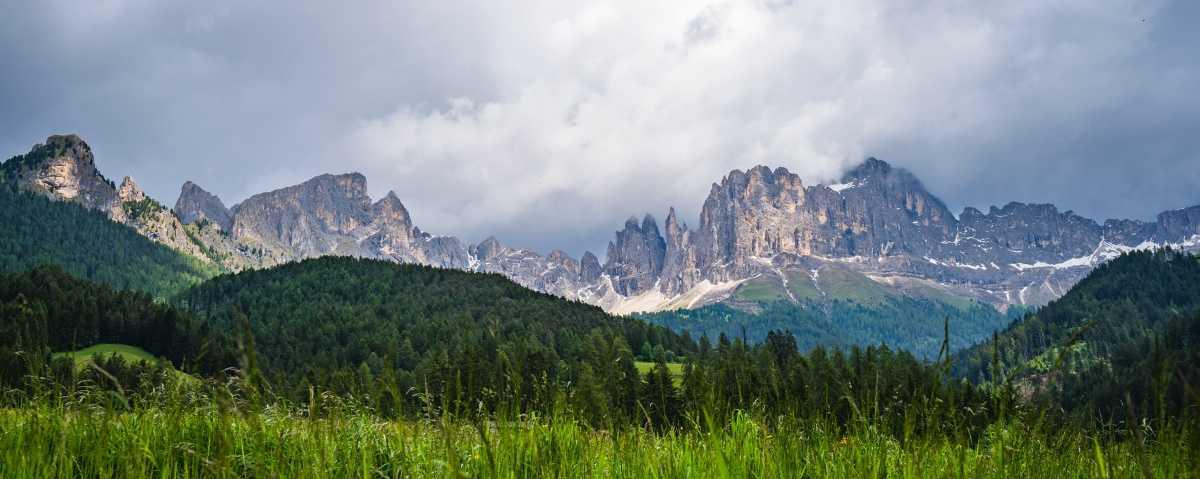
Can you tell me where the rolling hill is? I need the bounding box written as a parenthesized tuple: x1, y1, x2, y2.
(176, 256, 692, 408)
(0, 265, 234, 391)
(952, 249, 1200, 419)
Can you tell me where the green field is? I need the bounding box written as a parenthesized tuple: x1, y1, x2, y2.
(732, 275, 791, 302)
(53, 343, 159, 369)
(634, 360, 683, 376)
(816, 268, 894, 305)
(0, 406, 1190, 478)
(52, 344, 196, 383)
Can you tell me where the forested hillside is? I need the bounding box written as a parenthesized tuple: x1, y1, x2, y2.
(176, 256, 692, 415)
(638, 293, 1019, 359)
(0, 266, 234, 390)
(4, 258, 996, 434)
(953, 249, 1200, 420)
(0, 186, 218, 297)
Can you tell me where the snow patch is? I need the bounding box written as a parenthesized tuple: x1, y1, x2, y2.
(607, 278, 746, 315)
(925, 256, 988, 270)
(776, 269, 798, 303)
(1008, 235, 1200, 272)
(749, 255, 775, 266)
(826, 179, 865, 193)
(808, 269, 826, 297)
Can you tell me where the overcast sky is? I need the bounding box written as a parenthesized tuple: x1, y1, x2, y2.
(2, 0, 1198, 257)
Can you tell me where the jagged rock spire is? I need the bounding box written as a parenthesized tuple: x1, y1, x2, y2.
(174, 181, 234, 231)
(603, 213, 667, 296)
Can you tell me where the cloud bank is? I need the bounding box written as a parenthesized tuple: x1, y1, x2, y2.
(2, 0, 1197, 257)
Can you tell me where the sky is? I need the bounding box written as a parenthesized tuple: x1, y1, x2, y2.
(2, 0, 1198, 258)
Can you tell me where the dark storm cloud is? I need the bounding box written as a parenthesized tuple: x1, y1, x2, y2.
(2, 1, 1197, 258)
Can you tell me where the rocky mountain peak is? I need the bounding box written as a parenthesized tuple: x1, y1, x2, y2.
(660, 205, 701, 295)
(664, 207, 682, 229)
(841, 157, 892, 181)
(960, 206, 985, 219)
(230, 172, 374, 258)
(310, 172, 369, 200)
(604, 213, 667, 295)
(640, 214, 660, 236)
(839, 158, 937, 204)
(371, 190, 412, 226)
(1153, 205, 1200, 241)
(472, 236, 505, 261)
(957, 201, 1103, 262)
(174, 181, 234, 231)
(580, 251, 602, 282)
(117, 176, 146, 203)
(9, 131, 1199, 314)
(546, 249, 572, 264)
(1, 134, 116, 211)
(663, 207, 689, 243)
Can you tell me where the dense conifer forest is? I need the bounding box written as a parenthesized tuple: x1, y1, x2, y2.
(0, 186, 217, 297)
(1, 240, 1197, 475)
(637, 296, 1021, 359)
(954, 249, 1200, 421)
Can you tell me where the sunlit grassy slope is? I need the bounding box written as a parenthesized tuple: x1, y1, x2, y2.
(634, 361, 684, 385)
(53, 343, 158, 369)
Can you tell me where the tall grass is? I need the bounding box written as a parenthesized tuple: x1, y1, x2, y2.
(1, 403, 1195, 478)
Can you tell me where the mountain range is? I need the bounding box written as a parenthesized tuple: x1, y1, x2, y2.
(4, 134, 1198, 314)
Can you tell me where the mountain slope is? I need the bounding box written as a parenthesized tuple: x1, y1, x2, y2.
(599, 162, 1200, 313)
(176, 256, 691, 402)
(9, 134, 1200, 316)
(637, 267, 1021, 359)
(952, 249, 1200, 419)
(0, 185, 217, 297)
(0, 265, 234, 389)
(0, 135, 222, 263)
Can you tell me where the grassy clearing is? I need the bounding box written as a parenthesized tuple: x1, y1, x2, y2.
(0, 406, 1192, 478)
(52, 343, 158, 369)
(784, 271, 825, 302)
(51, 343, 197, 384)
(634, 361, 684, 385)
(732, 276, 790, 302)
(818, 269, 895, 305)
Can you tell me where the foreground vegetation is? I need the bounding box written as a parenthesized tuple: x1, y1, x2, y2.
(2, 251, 1199, 476)
(2, 402, 1195, 478)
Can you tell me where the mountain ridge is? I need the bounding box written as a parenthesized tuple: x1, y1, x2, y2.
(4, 134, 1198, 314)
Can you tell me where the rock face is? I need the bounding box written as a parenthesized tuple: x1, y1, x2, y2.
(6, 134, 1199, 313)
(594, 159, 1200, 311)
(603, 215, 667, 296)
(174, 181, 233, 231)
(2, 135, 118, 211)
(0, 135, 213, 263)
(361, 191, 473, 269)
(108, 176, 209, 261)
(580, 251, 603, 283)
(230, 173, 374, 259)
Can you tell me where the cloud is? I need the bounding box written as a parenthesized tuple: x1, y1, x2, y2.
(2, 0, 1198, 257)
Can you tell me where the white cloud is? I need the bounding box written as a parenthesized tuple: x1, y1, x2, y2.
(2, 0, 1196, 258)
(345, 0, 1189, 256)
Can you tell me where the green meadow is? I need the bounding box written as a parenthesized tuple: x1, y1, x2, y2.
(2, 405, 1193, 478)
